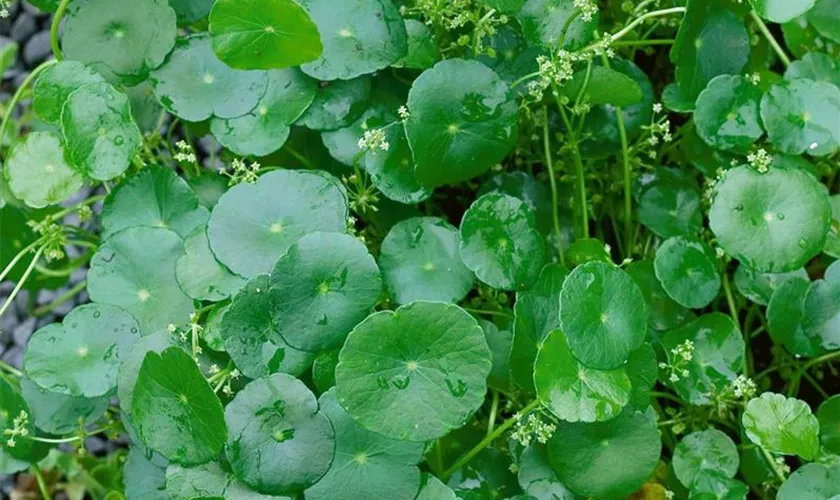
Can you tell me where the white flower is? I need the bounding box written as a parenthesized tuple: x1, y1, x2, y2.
(398, 105, 410, 120)
(653, 103, 663, 114)
(747, 148, 773, 173)
(358, 128, 390, 153)
(573, 0, 599, 22)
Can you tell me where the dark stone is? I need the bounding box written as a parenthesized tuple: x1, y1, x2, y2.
(10, 13, 35, 42)
(11, 316, 33, 346)
(22, 30, 50, 67)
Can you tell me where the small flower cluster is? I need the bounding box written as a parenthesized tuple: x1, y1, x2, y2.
(573, 0, 599, 22)
(659, 339, 694, 383)
(511, 412, 556, 446)
(27, 218, 67, 262)
(358, 128, 390, 153)
(3, 410, 29, 448)
(747, 72, 761, 85)
(174, 140, 197, 163)
(731, 374, 757, 400)
(747, 148, 773, 173)
(220, 158, 261, 185)
(398, 105, 410, 121)
(526, 51, 580, 102)
(343, 174, 380, 215)
(0, 0, 10, 18)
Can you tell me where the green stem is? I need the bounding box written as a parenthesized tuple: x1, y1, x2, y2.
(760, 446, 787, 483)
(557, 106, 589, 238)
(615, 108, 632, 256)
(442, 399, 541, 479)
(33, 280, 86, 317)
(0, 360, 22, 377)
(556, 8, 582, 51)
(583, 7, 686, 51)
(0, 60, 56, 151)
(0, 247, 44, 319)
(486, 390, 499, 436)
(50, 194, 107, 220)
(749, 11, 791, 67)
(462, 307, 514, 320)
(542, 107, 566, 266)
(510, 71, 540, 89)
(285, 145, 316, 169)
(50, 0, 73, 61)
(802, 371, 830, 399)
(612, 39, 675, 47)
(722, 273, 748, 375)
(0, 237, 44, 284)
(650, 391, 686, 406)
(28, 427, 110, 444)
(31, 465, 51, 500)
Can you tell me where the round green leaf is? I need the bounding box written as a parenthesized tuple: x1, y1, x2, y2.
(393, 20, 440, 70)
(511, 264, 567, 394)
(379, 217, 473, 305)
(226, 373, 334, 495)
(207, 169, 347, 278)
(662, 313, 745, 405)
(786, 52, 840, 87)
(269, 232, 381, 352)
(637, 168, 703, 239)
(654, 236, 721, 309)
(88, 226, 194, 334)
(534, 329, 631, 423)
(0, 378, 50, 462)
(695, 75, 764, 152)
(802, 278, 840, 351)
(335, 301, 492, 441)
(559, 261, 648, 370)
(818, 395, 840, 455)
(150, 34, 268, 122)
(689, 470, 749, 500)
(750, 0, 816, 23)
(673, 430, 739, 488)
(479, 171, 564, 237)
(416, 473, 457, 500)
(222, 275, 314, 380)
(547, 409, 661, 499)
(296, 76, 372, 132)
(63, 0, 177, 83)
(778, 463, 840, 500)
(210, 69, 317, 156)
(559, 65, 643, 107)
(101, 166, 209, 240)
(626, 260, 693, 331)
(297, 0, 407, 81)
(176, 226, 245, 302)
(459, 193, 544, 290)
(165, 461, 292, 500)
(20, 378, 108, 435)
(626, 343, 659, 410)
(519, 0, 599, 50)
(124, 446, 168, 500)
(767, 276, 822, 356)
(364, 123, 432, 204)
(132, 346, 227, 465)
(118, 330, 177, 416)
(564, 238, 612, 267)
(807, 0, 840, 43)
(305, 389, 424, 500)
(24, 303, 140, 398)
(709, 165, 831, 273)
(5, 131, 83, 209)
(33, 61, 105, 124)
(760, 78, 840, 156)
(169, 0, 214, 24)
(209, 0, 322, 70)
(405, 59, 518, 188)
(61, 82, 142, 181)
(743, 392, 820, 460)
(734, 264, 808, 306)
(517, 444, 576, 500)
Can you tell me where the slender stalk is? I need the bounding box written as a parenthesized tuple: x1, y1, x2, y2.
(0, 248, 44, 319)
(650, 391, 687, 406)
(0, 60, 55, 150)
(442, 399, 541, 479)
(760, 446, 787, 483)
(542, 107, 566, 266)
(462, 307, 514, 320)
(0, 238, 44, 284)
(0, 360, 22, 377)
(584, 7, 686, 51)
(557, 106, 589, 238)
(50, 0, 72, 61)
(28, 427, 110, 444)
(510, 71, 540, 89)
(486, 390, 499, 436)
(612, 38, 675, 47)
(33, 280, 86, 317)
(31, 465, 51, 500)
(802, 371, 830, 399)
(722, 273, 748, 375)
(50, 194, 107, 220)
(615, 108, 632, 256)
(749, 11, 791, 67)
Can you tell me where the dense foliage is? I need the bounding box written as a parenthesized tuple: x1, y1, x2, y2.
(0, 0, 839, 498)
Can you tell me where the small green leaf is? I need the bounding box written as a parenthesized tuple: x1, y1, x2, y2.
(393, 20, 440, 70)
(297, 0, 407, 80)
(312, 350, 339, 394)
(560, 66, 643, 107)
(564, 238, 612, 267)
(226, 373, 334, 495)
(176, 226, 245, 302)
(305, 389, 424, 500)
(61, 82, 142, 181)
(750, 0, 816, 23)
(269, 232, 382, 352)
(637, 168, 703, 239)
(801, 278, 840, 351)
(785, 52, 840, 86)
(519, 0, 599, 50)
(379, 217, 473, 305)
(210, 69, 316, 156)
(335, 301, 492, 441)
(459, 193, 544, 290)
(534, 329, 631, 423)
(777, 463, 840, 500)
(807, 0, 840, 43)
(321, 102, 396, 166)
(118, 331, 177, 416)
(33, 61, 105, 124)
(221, 275, 314, 380)
(547, 409, 661, 499)
(132, 347, 227, 465)
(150, 34, 268, 122)
(209, 0, 322, 70)
(709, 165, 831, 273)
(416, 473, 458, 500)
(0, 378, 50, 462)
(63, 0, 177, 84)
(817, 395, 840, 455)
(405, 59, 519, 188)
(124, 446, 168, 500)
(24, 303, 139, 398)
(626, 259, 693, 331)
(19, 378, 108, 435)
(296, 76, 372, 132)
(517, 444, 577, 500)
(166, 461, 292, 500)
(626, 344, 659, 410)
(654, 236, 721, 309)
(480, 319, 513, 393)
(767, 276, 823, 356)
(479, 171, 564, 237)
(364, 123, 432, 205)
(207, 169, 348, 278)
(743, 392, 820, 460)
(169, 0, 214, 24)
(734, 264, 808, 306)
(761, 78, 840, 156)
(4, 131, 83, 209)
(88, 227, 193, 334)
(694, 75, 764, 152)
(559, 261, 648, 370)
(673, 430, 740, 488)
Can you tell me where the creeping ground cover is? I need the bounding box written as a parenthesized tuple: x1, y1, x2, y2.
(1, 0, 840, 498)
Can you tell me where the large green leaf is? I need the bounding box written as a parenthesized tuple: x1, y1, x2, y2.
(124, 446, 168, 500)
(225, 373, 334, 495)
(742, 392, 820, 459)
(767, 276, 823, 356)
(760, 78, 840, 156)
(4, 131, 82, 209)
(654, 236, 721, 309)
(209, 0, 322, 70)
(559, 66, 643, 107)
(777, 463, 840, 500)
(559, 261, 648, 370)
(118, 331, 177, 416)
(694, 75, 764, 152)
(335, 301, 492, 441)
(673, 430, 740, 488)
(405, 59, 518, 188)
(24, 303, 139, 398)
(132, 347, 226, 465)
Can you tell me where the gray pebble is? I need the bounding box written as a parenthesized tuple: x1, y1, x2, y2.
(10, 13, 35, 42)
(22, 30, 50, 67)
